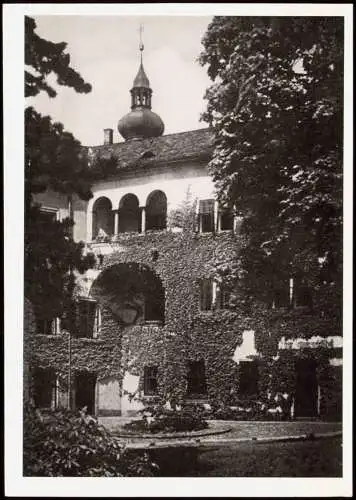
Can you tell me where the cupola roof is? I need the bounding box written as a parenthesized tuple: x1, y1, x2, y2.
(118, 26, 165, 141)
(132, 62, 150, 88)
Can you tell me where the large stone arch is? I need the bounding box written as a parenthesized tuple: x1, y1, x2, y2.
(90, 262, 165, 326)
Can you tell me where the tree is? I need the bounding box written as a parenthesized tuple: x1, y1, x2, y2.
(25, 16, 96, 326)
(199, 17, 343, 315)
(25, 16, 91, 99)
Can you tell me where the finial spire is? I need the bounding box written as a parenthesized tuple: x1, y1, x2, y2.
(139, 24, 144, 63)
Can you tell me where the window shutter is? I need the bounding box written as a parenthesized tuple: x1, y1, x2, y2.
(199, 199, 214, 214)
(200, 279, 213, 311)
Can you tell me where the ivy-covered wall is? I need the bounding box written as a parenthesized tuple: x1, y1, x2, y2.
(32, 229, 342, 419)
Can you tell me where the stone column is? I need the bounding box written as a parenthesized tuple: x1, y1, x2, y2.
(114, 210, 119, 236)
(214, 201, 219, 233)
(141, 207, 146, 233)
(87, 210, 93, 242)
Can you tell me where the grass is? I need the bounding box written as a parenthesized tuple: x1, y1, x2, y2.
(188, 437, 342, 477)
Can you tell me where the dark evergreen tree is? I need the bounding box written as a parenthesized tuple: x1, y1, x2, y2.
(25, 16, 96, 327)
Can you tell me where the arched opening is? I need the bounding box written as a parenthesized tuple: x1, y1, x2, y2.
(119, 194, 141, 233)
(92, 197, 114, 240)
(146, 190, 167, 231)
(91, 262, 165, 326)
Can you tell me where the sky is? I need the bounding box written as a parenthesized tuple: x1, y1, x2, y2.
(27, 15, 213, 146)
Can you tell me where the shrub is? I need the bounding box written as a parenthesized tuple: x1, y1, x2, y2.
(23, 403, 158, 476)
(210, 399, 287, 421)
(124, 403, 208, 434)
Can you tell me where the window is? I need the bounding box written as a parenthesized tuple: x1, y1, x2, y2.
(220, 210, 234, 231)
(38, 208, 58, 224)
(36, 317, 60, 335)
(294, 280, 313, 308)
(144, 366, 158, 395)
(187, 360, 207, 396)
(239, 361, 259, 398)
(272, 280, 291, 309)
(199, 199, 214, 233)
(272, 278, 312, 309)
(200, 279, 214, 311)
(33, 367, 56, 408)
(76, 300, 97, 338)
(36, 318, 52, 335)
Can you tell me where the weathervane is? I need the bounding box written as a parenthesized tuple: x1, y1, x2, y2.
(139, 23, 144, 63)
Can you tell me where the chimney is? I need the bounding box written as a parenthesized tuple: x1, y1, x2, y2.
(104, 128, 113, 145)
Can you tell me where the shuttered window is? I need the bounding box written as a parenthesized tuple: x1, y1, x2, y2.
(219, 283, 231, 309)
(77, 300, 97, 338)
(144, 366, 158, 395)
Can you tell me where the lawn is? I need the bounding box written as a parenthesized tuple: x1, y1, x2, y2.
(189, 437, 342, 477)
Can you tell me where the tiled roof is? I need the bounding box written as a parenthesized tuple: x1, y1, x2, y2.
(87, 128, 215, 172)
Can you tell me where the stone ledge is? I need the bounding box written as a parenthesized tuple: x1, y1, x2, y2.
(118, 430, 342, 450)
(110, 425, 232, 440)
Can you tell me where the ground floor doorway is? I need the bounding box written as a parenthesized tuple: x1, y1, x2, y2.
(294, 358, 318, 418)
(74, 371, 96, 415)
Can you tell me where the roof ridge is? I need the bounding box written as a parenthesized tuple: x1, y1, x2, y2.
(89, 127, 213, 149)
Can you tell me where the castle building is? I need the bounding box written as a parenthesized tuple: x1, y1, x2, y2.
(29, 42, 342, 420)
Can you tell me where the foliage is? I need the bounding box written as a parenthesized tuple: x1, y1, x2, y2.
(25, 16, 97, 326)
(25, 204, 96, 323)
(123, 402, 208, 433)
(33, 230, 341, 421)
(25, 16, 91, 98)
(25, 106, 94, 205)
(199, 17, 343, 316)
(167, 186, 198, 232)
(23, 403, 158, 476)
(210, 397, 292, 421)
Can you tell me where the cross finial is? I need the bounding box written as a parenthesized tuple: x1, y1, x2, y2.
(138, 24, 144, 64)
(139, 23, 144, 52)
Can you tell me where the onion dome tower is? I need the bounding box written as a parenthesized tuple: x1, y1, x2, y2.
(118, 26, 165, 141)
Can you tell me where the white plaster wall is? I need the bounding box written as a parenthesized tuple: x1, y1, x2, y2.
(97, 377, 121, 413)
(121, 371, 145, 415)
(73, 197, 88, 242)
(32, 162, 216, 244)
(88, 164, 214, 210)
(86, 162, 215, 241)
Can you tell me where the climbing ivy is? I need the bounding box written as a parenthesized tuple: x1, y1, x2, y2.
(32, 220, 341, 417)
